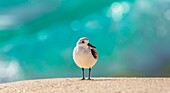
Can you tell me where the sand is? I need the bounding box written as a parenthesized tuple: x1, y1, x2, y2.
(0, 78, 169, 93)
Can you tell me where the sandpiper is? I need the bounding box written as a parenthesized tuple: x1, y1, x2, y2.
(73, 37, 98, 80)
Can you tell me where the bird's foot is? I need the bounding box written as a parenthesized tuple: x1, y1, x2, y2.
(87, 78, 91, 80)
(81, 78, 85, 80)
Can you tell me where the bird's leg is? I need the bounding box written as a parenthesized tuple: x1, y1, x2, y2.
(81, 68, 85, 80)
(88, 68, 91, 80)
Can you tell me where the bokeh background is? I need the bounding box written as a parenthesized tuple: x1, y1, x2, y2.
(0, 0, 170, 83)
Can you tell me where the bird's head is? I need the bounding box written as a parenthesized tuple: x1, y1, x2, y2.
(77, 37, 89, 47)
(76, 37, 96, 48)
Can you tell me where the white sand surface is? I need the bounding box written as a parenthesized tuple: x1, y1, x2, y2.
(0, 78, 170, 93)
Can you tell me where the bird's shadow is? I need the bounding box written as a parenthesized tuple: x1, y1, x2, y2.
(78, 78, 115, 81)
(92, 78, 114, 81)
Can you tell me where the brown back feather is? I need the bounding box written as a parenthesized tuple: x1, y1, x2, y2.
(91, 48, 98, 59)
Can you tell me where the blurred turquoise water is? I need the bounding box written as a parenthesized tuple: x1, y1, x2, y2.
(0, 0, 170, 83)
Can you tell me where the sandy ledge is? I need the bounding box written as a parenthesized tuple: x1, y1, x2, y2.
(0, 78, 169, 93)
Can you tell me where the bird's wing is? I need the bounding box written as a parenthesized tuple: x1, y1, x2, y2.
(91, 48, 98, 59)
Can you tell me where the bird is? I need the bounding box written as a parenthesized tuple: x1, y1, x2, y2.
(73, 37, 98, 80)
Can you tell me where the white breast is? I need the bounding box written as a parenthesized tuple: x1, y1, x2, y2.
(73, 46, 97, 68)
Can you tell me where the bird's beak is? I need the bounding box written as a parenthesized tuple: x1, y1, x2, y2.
(88, 43, 96, 48)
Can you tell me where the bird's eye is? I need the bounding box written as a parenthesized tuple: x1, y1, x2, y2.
(82, 41, 84, 43)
